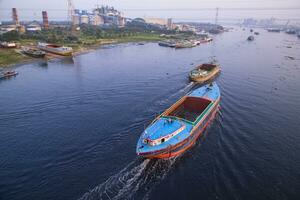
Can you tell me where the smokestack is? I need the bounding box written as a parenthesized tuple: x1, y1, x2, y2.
(42, 11, 49, 29)
(12, 8, 19, 26)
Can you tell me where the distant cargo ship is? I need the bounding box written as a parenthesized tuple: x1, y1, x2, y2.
(285, 29, 296, 34)
(136, 82, 220, 159)
(37, 42, 73, 56)
(267, 28, 280, 32)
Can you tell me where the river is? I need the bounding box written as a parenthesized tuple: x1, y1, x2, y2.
(0, 28, 300, 200)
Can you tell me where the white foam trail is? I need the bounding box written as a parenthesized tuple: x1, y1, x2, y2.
(79, 157, 178, 200)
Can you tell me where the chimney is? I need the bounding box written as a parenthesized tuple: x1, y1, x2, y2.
(42, 11, 49, 29)
(12, 8, 19, 26)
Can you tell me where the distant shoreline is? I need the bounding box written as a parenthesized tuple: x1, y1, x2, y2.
(0, 36, 162, 69)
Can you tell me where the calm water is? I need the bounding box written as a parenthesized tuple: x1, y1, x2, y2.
(1, 28, 300, 200)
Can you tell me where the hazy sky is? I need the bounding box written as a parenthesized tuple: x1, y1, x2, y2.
(1, 0, 300, 22)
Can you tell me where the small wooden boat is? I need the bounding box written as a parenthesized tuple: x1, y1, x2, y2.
(0, 41, 17, 48)
(247, 36, 254, 41)
(0, 71, 18, 79)
(254, 32, 259, 35)
(136, 82, 220, 159)
(21, 47, 46, 58)
(37, 42, 73, 56)
(189, 63, 220, 83)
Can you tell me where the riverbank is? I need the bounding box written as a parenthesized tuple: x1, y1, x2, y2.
(0, 33, 162, 68)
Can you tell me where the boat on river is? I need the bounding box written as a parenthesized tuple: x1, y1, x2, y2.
(189, 63, 220, 83)
(37, 42, 73, 56)
(200, 37, 213, 43)
(285, 29, 296, 34)
(0, 71, 18, 79)
(267, 28, 280, 32)
(247, 36, 254, 41)
(136, 82, 220, 159)
(21, 47, 46, 58)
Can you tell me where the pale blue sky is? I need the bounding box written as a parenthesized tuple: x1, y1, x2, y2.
(0, 0, 300, 22)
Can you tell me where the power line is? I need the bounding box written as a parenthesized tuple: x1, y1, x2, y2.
(0, 7, 300, 11)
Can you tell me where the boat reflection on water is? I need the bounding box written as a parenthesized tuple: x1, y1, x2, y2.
(60, 56, 75, 65)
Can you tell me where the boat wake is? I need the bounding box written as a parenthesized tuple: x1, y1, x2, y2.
(79, 158, 177, 200)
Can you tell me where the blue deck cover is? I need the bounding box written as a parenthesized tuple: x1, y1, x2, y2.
(136, 82, 220, 155)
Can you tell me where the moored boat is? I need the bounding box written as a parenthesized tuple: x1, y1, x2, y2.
(247, 35, 254, 41)
(37, 42, 73, 56)
(158, 41, 176, 48)
(0, 41, 17, 48)
(175, 41, 196, 49)
(0, 71, 18, 79)
(200, 37, 213, 44)
(285, 29, 296, 34)
(189, 63, 220, 83)
(136, 82, 220, 159)
(21, 47, 46, 58)
(267, 28, 280, 32)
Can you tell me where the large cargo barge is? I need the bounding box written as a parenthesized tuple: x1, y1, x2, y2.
(37, 42, 73, 56)
(136, 82, 220, 159)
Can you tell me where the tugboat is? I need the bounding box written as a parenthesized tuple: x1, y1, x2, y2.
(21, 47, 46, 58)
(0, 71, 18, 79)
(136, 82, 220, 159)
(247, 36, 254, 41)
(189, 63, 220, 83)
(37, 42, 73, 56)
(0, 41, 17, 48)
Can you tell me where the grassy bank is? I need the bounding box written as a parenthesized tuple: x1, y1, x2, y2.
(0, 49, 32, 68)
(0, 33, 162, 68)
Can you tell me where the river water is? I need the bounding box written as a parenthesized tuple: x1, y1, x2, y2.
(0, 28, 300, 200)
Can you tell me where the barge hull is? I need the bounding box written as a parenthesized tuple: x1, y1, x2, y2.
(139, 98, 220, 159)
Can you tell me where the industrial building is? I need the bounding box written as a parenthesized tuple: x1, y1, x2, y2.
(144, 17, 173, 29)
(72, 6, 125, 27)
